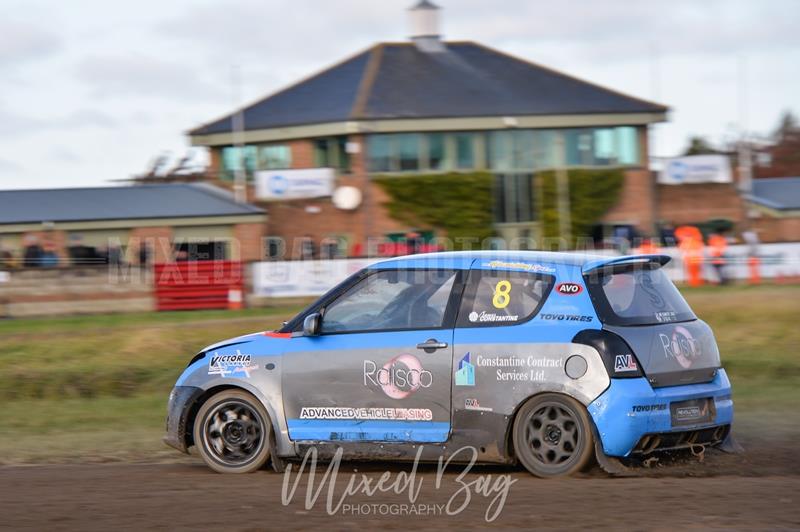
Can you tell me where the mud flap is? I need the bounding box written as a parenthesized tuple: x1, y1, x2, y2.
(268, 426, 287, 473)
(716, 433, 745, 454)
(593, 436, 637, 477)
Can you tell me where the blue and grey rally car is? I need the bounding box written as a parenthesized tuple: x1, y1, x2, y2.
(164, 251, 734, 476)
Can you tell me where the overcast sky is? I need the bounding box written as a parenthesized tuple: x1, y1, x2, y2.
(1, 0, 798, 190)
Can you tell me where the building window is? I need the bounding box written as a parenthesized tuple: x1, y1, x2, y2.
(313, 136, 351, 173)
(260, 145, 292, 170)
(221, 144, 291, 180)
(221, 146, 257, 181)
(367, 135, 393, 172)
(488, 130, 535, 171)
(616, 127, 638, 165)
(454, 133, 474, 169)
(428, 133, 446, 170)
(494, 173, 534, 224)
(397, 134, 421, 171)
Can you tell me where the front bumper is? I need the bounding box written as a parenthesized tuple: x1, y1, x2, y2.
(588, 369, 733, 457)
(163, 386, 204, 453)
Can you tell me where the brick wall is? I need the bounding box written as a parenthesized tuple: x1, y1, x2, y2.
(656, 183, 745, 228)
(233, 222, 265, 261)
(601, 168, 656, 231)
(751, 216, 800, 243)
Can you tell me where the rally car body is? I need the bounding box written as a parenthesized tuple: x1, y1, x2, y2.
(165, 251, 734, 473)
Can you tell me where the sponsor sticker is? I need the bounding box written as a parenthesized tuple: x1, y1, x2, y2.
(483, 260, 556, 274)
(208, 350, 258, 377)
(555, 282, 583, 295)
(659, 325, 702, 369)
(299, 407, 433, 421)
(363, 354, 432, 399)
(631, 404, 667, 413)
(614, 354, 638, 372)
(465, 398, 492, 412)
(455, 352, 475, 386)
(540, 313, 593, 322)
(468, 310, 519, 323)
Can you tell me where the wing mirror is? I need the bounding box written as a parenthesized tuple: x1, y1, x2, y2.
(303, 312, 322, 336)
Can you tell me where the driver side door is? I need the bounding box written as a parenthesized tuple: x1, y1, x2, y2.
(281, 268, 461, 443)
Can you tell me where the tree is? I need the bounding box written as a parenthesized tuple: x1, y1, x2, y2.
(755, 109, 800, 178)
(683, 136, 717, 156)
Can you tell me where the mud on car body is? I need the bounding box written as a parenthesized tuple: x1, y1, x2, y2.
(164, 251, 734, 476)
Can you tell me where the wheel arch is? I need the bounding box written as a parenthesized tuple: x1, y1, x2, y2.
(183, 383, 280, 451)
(504, 390, 594, 462)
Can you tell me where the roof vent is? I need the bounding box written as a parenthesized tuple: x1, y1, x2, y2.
(408, 1, 444, 53)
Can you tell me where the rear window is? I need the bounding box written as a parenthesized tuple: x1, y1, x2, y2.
(586, 265, 695, 326)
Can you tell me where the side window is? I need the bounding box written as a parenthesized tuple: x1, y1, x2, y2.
(321, 269, 457, 334)
(457, 270, 554, 327)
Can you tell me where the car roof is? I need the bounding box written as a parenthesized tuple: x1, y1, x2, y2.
(374, 250, 607, 269)
(374, 250, 672, 272)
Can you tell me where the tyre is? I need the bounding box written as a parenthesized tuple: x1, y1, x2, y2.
(512, 393, 595, 478)
(193, 389, 271, 474)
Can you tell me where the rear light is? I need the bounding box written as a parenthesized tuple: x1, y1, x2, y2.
(572, 329, 644, 378)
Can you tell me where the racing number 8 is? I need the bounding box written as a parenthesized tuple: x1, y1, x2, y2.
(492, 280, 512, 309)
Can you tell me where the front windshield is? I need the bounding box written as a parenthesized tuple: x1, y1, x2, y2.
(586, 265, 695, 326)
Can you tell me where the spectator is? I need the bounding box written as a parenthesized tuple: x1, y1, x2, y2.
(299, 235, 315, 260)
(708, 231, 729, 285)
(138, 242, 151, 267)
(23, 235, 43, 267)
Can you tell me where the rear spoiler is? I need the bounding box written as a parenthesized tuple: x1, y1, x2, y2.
(582, 254, 671, 275)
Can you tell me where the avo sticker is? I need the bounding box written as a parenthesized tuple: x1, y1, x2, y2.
(555, 282, 583, 295)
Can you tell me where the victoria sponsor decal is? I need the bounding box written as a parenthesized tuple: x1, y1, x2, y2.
(659, 325, 702, 369)
(208, 349, 258, 377)
(555, 282, 583, 295)
(363, 354, 433, 399)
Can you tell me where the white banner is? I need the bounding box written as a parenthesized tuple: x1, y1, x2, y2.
(252, 258, 379, 298)
(254, 168, 335, 200)
(251, 243, 800, 298)
(659, 155, 733, 185)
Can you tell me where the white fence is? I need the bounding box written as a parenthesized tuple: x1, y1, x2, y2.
(251, 243, 800, 298)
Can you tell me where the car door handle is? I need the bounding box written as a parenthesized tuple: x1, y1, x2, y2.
(417, 339, 448, 353)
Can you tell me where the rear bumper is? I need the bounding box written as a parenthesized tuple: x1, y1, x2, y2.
(163, 386, 204, 454)
(588, 369, 733, 457)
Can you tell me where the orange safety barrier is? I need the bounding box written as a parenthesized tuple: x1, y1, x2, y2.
(154, 260, 244, 311)
(748, 256, 761, 285)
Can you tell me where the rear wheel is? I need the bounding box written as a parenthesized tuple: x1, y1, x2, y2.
(193, 390, 271, 474)
(512, 393, 595, 477)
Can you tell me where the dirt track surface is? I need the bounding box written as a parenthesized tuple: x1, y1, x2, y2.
(4, 443, 800, 531)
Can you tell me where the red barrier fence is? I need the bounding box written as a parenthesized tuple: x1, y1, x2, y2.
(154, 260, 243, 311)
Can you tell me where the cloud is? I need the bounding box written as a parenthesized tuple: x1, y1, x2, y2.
(74, 53, 226, 101)
(0, 20, 61, 67)
(0, 108, 117, 137)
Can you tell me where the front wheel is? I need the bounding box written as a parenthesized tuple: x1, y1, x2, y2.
(512, 393, 595, 477)
(193, 389, 271, 474)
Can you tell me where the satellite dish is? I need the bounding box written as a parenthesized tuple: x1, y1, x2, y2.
(332, 186, 362, 210)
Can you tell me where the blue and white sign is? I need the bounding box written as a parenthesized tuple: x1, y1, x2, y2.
(255, 168, 335, 200)
(659, 155, 732, 185)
